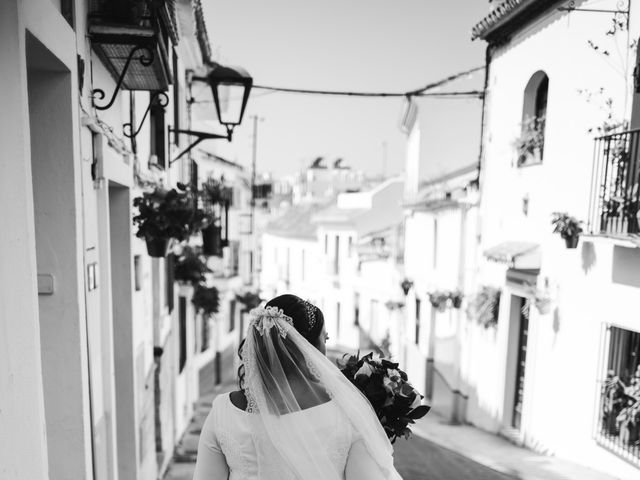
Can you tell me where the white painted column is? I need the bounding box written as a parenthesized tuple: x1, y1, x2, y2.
(0, 2, 50, 479)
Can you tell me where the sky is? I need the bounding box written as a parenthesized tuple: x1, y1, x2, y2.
(200, 0, 490, 179)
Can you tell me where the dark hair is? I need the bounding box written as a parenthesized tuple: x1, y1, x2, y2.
(265, 294, 324, 344)
(237, 294, 324, 392)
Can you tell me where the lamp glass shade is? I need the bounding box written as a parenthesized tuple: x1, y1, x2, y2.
(208, 65, 253, 128)
(216, 82, 246, 125)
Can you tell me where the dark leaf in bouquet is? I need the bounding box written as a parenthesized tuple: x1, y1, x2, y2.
(381, 359, 399, 370)
(408, 405, 430, 420)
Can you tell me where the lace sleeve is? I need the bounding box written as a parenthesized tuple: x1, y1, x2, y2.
(193, 396, 229, 480)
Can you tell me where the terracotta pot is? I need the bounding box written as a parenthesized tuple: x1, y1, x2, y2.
(564, 235, 579, 249)
(202, 225, 223, 257)
(146, 238, 169, 257)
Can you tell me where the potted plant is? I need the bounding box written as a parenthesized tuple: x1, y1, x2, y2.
(514, 115, 545, 167)
(448, 290, 464, 309)
(174, 246, 211, 286)
(385, 300, 405, 311)
(400, 279, 414, 296)
(551, 212, 583, 249)
(523, 282, 553, 315)
(235, 290, 262, 311)
(428, 291, 449, 313)
(133, 183, 209, 257)
(467, 286, 501, 328)
(192, 284, 220, 318)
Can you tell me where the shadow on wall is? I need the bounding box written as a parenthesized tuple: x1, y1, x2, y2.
(612, 246, 640, 287)
(581, 241, 597, 274)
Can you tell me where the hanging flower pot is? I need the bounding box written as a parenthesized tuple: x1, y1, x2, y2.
(535, 297, 552, 315)
(428, 291, 448, 313)
(145, 237, 169, 257)
(174, 246, 210, 285)
(133, 183, 209, 258)
(551, 212, 583, 250)
(202, 224, 223, 257)
(564, 235, 579, 249)
(400, 279, 413, 296)
(449, 290, 464, 309)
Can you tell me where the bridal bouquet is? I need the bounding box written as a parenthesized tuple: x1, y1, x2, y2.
(338, 352, 430, 443)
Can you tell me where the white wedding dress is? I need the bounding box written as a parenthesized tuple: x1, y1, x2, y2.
(192, 307, 403, 480)
(193, 392, 389, 479)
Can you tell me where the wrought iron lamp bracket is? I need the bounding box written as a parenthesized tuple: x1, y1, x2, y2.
(92, 45, 155, 111)
(168, 126, 233, 165)
(558, 0, 629, 16)
(123, 91, 169, 138)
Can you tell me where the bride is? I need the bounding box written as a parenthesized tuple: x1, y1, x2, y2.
(193, 294, 403, 479)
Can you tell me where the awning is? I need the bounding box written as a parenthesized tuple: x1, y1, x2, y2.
(483, 241, 540, 269)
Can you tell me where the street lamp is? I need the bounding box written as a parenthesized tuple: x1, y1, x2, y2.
(169, 63, 253, 165)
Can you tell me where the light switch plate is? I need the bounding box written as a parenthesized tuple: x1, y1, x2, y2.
(37, 274, 54, 295)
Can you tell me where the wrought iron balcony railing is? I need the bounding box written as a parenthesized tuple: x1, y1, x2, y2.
(589, 129, 640, 237)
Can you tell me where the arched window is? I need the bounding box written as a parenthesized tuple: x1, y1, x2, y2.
(517, 71, 549, 166)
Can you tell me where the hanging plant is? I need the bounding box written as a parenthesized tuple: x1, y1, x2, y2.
(133, 183, 210, 257)
(467, 286, 501, 328)
(200, 177, 233, 208)
(551, 212, 583, 249)
(174, 246, 211, 286)
(235, 290, 262, 311)
(514, 115, 545, 167)
(428, 291, 449, 313)
(523, 282, 553, 315)
(192, 284, 220, 318)
(448, 290, 464, 309)
(385, 300, 405, 311)
(400, 279, 414, 296)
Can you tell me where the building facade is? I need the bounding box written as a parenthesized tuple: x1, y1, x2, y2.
(0, 1, 249, 479)
(463, 1, 640, 477)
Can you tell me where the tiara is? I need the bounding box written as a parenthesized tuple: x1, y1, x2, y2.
(304, 301, 317, 331)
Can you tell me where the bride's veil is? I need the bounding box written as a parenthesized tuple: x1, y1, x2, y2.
(242, 306, 401, 480)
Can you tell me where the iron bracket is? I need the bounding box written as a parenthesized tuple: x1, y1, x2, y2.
(168, 127, 233, 165)
(124, 91, 169, 138)
(92, 45, 154, 111)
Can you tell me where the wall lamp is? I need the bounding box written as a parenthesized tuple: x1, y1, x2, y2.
(169, 64, 253, 165)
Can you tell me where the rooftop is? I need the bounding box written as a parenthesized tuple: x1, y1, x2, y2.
(471, 0, 564, 42)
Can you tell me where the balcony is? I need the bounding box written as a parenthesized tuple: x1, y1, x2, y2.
(88, 0, 173, 92)
(589, 129, 640, 241)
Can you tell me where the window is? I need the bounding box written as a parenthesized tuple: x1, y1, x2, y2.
(597, 325, 640, 464)
(150, 98, 166, 168)
(433, 219, 438, 269)
(165, 254, 175, 313)
(178, 296, 187, 373)
(229, 300, 236, 332)
(354, 293, 360, 326)
(172, 49, 181, 146)
(518, 71, 548, 167)
(415, 298, 421, 345)
(134, 255, 142, 291)
(324, 234, 329, 254)
(334, 235, 340, 275)
(348, 236, 354, 257)
(336, 302, 341, 339)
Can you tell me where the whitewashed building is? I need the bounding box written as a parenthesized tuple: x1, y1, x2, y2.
(463, 1, 640, 478)
(261, 177, 406, 354)
(0, 1, 248, 479)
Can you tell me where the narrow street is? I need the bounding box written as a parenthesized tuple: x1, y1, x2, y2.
(163, 361, 515, 480)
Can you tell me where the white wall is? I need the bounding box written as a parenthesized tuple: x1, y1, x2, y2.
(469, 4, 640, 477)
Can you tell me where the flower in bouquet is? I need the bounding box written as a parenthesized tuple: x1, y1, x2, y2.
(338, 352, 430, 443)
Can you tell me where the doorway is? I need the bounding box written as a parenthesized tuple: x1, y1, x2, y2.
(512, 296, 530, 430)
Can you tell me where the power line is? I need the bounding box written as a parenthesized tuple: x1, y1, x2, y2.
(251, 65, 485, 98)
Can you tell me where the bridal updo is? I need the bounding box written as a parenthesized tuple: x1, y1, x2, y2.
(237, 294, 325, 394)
(265, 294, 324, 346)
